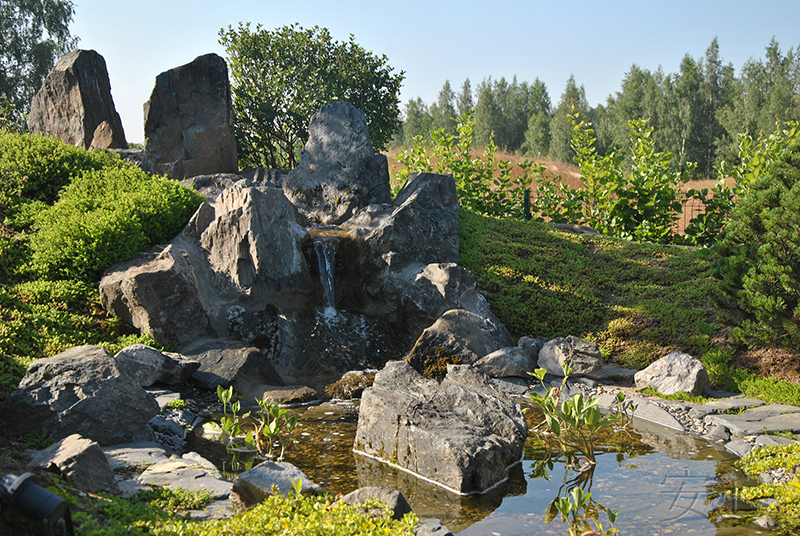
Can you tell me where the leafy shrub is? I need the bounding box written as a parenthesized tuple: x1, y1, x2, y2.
(551, 114, 690, 244)
(713, 138, 800, 347)
(0, 131, 120, 212)
(31, 165, 204, 282)
(395, 110, 537, 219)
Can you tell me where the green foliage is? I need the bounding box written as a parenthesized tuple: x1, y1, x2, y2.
(736, 443, 800, 532)
(165, 398, 187, 410)
(551, 486, 620, 536)
(395, 110, 534, 219)
(528, 363, 634, 466)
(31, 165, 203, 282)
(713, 137, 800, 348)
(636, 388, 714, 404)
(0, 131, 121, 213)
(546, 113, 690, 244)
(219, 22, 404, 169)
(135, 486, 214, 512)
(0, 0, 77, 125)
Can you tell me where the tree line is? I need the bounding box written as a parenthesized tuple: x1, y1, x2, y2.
(397, 37, 800, 178)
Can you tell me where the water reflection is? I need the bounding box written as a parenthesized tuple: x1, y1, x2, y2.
(188, 398, 764, 536)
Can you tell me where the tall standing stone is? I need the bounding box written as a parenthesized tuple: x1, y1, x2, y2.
(28, 49, 127, 149)
(282, 102, 391, 224)
(144, 53, 237, 180)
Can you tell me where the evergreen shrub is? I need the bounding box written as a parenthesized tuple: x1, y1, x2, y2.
(31, 166, 204, 282)
(714, 138, 800, 347)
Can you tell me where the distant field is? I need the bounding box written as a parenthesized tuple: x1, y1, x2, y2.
(384, 149, 734, 235)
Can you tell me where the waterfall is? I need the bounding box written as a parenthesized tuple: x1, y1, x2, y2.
(314, 239, 337, 318)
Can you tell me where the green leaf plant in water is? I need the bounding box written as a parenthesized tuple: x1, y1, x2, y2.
(528, 362, 636, 535)
(214, 385, 298, 461)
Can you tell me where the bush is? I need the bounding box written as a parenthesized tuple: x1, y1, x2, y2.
(0, 131, 121, 213)
(713, 138, 800, 347)
(31, 165, 204, 282)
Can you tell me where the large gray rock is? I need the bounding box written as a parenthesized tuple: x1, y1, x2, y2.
(100, 244, 217, 350)
(537, 336, 603, 377)
(1, 345, 159, 445)
(28, 49, 127, 149)
(144, 53, 237, 179)
(634, 351, 709, 396)
(100, 181, 313, 350)
(405, 309, 514, 371)
(196, 182, 311, 293)
(474, 347, 533, 379)
(354, 361, 527, 495)
(344, 173, 459, 273)
(183, 339, 285, 402)
(28, 434, 118, 494)
(283, 102, 391, 224)
(232, 461, 320, 506)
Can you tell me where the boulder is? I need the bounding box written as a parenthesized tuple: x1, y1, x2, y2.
(1, 345, 159, 445)
(100, 181, 313, 350)
(405, 309, 514, 371)
(144, 53, 237, 179)
(183, 339, 285, 402)
(28, 434, 118, 494)
(355, 361, 527, 495)
(634, 351, 709, 396)
(339, 487, 412, 520)
(28, 49, 127, 149)
(114, 344, 165, 387)
(100, 244, 216, 349)
(353, 178, 459, 272)
(283, 102, 391, 224)
(195, 182, 311, 294)
(537, 336, 603, 377)
(474, 347, 533, 379)
(137, 452, 231, 499)
(232, 461, 320, 506)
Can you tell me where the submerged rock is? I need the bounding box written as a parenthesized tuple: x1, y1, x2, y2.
(355, 361, 527, 495)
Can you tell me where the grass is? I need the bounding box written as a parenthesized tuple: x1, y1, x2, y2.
(458, 208, 800, 406)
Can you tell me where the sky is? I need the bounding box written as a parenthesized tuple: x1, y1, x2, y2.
(69, 0, 800, 143)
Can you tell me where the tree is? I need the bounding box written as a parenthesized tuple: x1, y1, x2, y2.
(402, 97, 432, 143)
(219, 23, 405, 169)
(0, 0, 77, 126)
(429, 79, 457, 135)
(549, 75, 588, 162)
(456, 78, 474, 116)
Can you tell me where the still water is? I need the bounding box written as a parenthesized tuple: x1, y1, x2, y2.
(187, 398, 764, 535)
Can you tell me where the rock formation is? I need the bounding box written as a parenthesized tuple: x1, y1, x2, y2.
(144, 53, 237, 179)
(282, 102, 391, 224)
(1, 345, 159, 445)
(634, 351, 710, 396)
(28, 49, 127, 149)
(354, 361, 527, 495)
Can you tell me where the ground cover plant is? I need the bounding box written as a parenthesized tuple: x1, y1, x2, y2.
(0, 131, 203, 394)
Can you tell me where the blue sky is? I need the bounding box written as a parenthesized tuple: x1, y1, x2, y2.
(70, 0, 800, 142)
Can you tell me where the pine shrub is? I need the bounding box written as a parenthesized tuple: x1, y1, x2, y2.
(713, 138, 800, 347)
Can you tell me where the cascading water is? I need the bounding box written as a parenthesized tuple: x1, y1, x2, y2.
(314, 239, 337, 318)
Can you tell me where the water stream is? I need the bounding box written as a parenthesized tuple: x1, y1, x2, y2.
(187, 398, 765, 535)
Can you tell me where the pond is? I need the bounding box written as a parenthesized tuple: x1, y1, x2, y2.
(186, 398, 765, 535)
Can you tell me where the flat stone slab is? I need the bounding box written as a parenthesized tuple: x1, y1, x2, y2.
(688, 397, 764, 420)
(756, 435, 798, 447)
(725, 438, 753, 457)
(705, 404, 800, 436)
(102, 442, 169, 471)
(585, 365, 637, 382)
(137, 452, 231, 499)
(596, 392, 684, 432)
